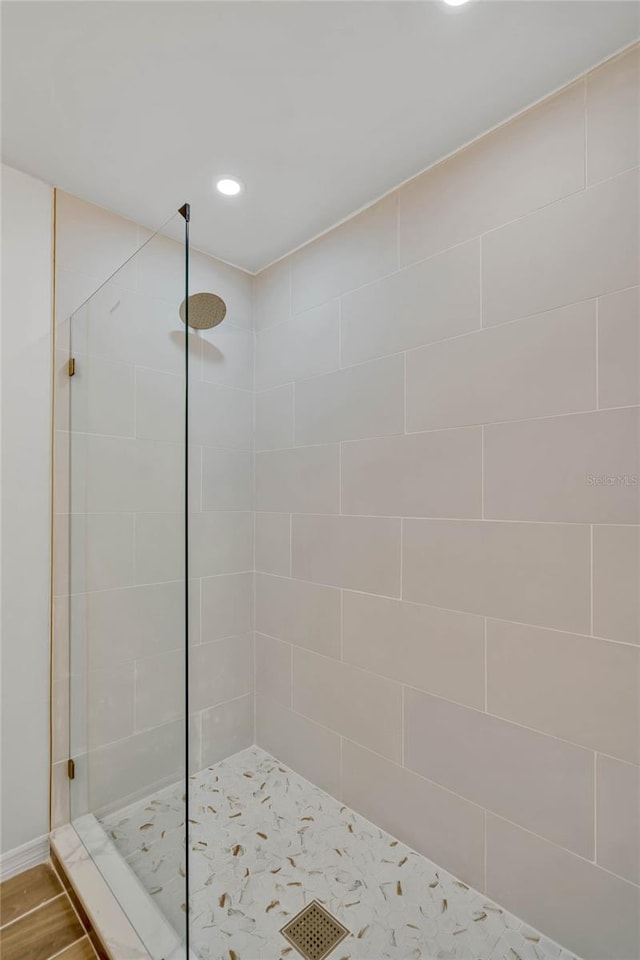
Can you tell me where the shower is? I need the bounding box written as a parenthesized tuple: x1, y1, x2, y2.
(179, 291, 227, 329)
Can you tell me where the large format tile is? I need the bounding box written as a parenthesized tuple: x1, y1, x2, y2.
(70, 355, 135, 437)
(482, 169, 639, 326)
(255, 301, 339, 390)
(593, 524, 640, 644)
(71, 662, 135, 752)
(190, 248, 254, 332)
(341, 240, 480, 365)
(202, 447, 254, 512)
(200, 572, 254, 642)
(76, 582, 188, 669)
(135, 367, 183, 443)
(596, 754, 640, 885)
(294, 354, 404, 445)
(255, 633, 292, 708)
(291, 195, 398, 313)
(484, 408, 640, 523)
(341, 428, 481, 518)
(65, 512, 135, 595)
(342, 591, 484, 709)
(405, 688, 594, 856)
(293, 648, 402, 762)
(200, 694, 254, 768)
(398, 82, 584, 265)
(254, 384, 293, 451)
(255, 698, 341, 797)
(598, 286, 640, 409)
(341, 740, 485, 892)
(293, 514, 401, 596)
(191, 634, 253, 712)
(586, 45, 640, 185)
(254, 257, 290, 332)
(190, 380, 253, 451)
(486, 814, 640, 960)
(189, 511, 253, 578)
(254, 573, 340, 658)
(200, 326, 253, 391)
(134, 649, 185, 732)
(254, 512, 290, 577)
(56, 191, 139, 282)
(402, 519, 590, 633)
(487, 619, 639, 763)
(256, 444, 339, 514)
(406, 301, 595, 431)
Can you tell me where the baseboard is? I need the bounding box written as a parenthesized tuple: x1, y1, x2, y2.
(0, 834, 49, 881)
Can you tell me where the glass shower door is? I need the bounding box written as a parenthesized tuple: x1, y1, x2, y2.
(62, 210, 191, 957)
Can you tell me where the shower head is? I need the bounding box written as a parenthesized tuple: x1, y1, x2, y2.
(179, 292, 227, 330)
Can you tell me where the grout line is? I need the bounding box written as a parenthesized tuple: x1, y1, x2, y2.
(480, 424, 485, 519)
(48, 934, 94, 960)
(483, 618, 488, 712)
(593, 751, 598, 865)
(0, 892, 66, 930)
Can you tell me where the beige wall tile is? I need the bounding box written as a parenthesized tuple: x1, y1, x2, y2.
(342, 591, 484, 709)
(341, 240, 480, 366)
(200, 326, 254, 391)
(255, 384, 294, 451)
(70, 356, 135, 438)
(406, 301, 596, 432)
(87, 719, 184, 812)
(256, 444, 339, 514)
(398, 83, 585, 265)
(255, 301, 339, 390)
(201, 695, 254, 768)
(255, 633, 292, 707)
(255, 513, 291, 577)
(77, 582, 188, 669)
(295, 354, 404, 445)
(341, 740, 485, 891)
(488, 620, 639, 763)
(255, 696, 341, 798)
(341, 428, 481, 519)
(293, 648, 402, 762)
(202, 447, 254, 512)
(71, 662, 135, 753)
(65, 512, 135, 595)
(405, 689, 594, 856)
(402, 519, 590, 633)
(291, 195, 398, 313)
(293, 514, 401, 596)
(597, 755, 640, 885)
(587, 45, 640, 185)
(134, 649, 184, 732)
(482, 169, 639, 326)
(134, 512, 183, 584)
(255, 573, 340, 658)
(593, 524, 640, 644)
(254, 258, 290, 331)
(191, 380, 253, 451)
(598, 286, 640, 409)
(484, 408, 640, 524)
(486, 814, 640, 960)
(189, 511, 253, 578)
(191, 634, 253, 712)
(201, 572, 254, 642)
(135, 367, 184, 443)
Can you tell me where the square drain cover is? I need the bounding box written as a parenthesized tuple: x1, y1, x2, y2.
(280, 900, 350, 960)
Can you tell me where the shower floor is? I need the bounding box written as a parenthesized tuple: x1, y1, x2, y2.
(101, 747, 579, 960)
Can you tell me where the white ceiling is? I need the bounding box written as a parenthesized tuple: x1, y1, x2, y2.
(2, 1, 638, 273)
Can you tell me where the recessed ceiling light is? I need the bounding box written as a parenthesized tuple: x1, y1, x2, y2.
(216, 177, 243, 197)
(443, 0, 470, 5)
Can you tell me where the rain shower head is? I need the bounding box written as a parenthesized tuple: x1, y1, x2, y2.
(179, 292, 227, 329)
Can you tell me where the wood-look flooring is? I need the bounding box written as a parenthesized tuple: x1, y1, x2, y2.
(0, 862, 101, 960)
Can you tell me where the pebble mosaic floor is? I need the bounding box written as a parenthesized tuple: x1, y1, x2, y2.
(101, 747, 580, 960)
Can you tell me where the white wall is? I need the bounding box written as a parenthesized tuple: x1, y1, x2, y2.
(0, 164, 53, 859)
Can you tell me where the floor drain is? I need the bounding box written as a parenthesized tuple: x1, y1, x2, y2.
(280, 900, 350, 960)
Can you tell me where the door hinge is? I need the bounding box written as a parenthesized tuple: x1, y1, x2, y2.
(67, 357, 76, 377)
(67, 758, 75, 780)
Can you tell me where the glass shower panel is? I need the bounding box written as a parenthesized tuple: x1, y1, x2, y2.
(65, 213, 190, 957)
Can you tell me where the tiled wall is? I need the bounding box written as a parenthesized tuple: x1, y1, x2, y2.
(253, 46, 640, 960)
(52, 193, 255, 817)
